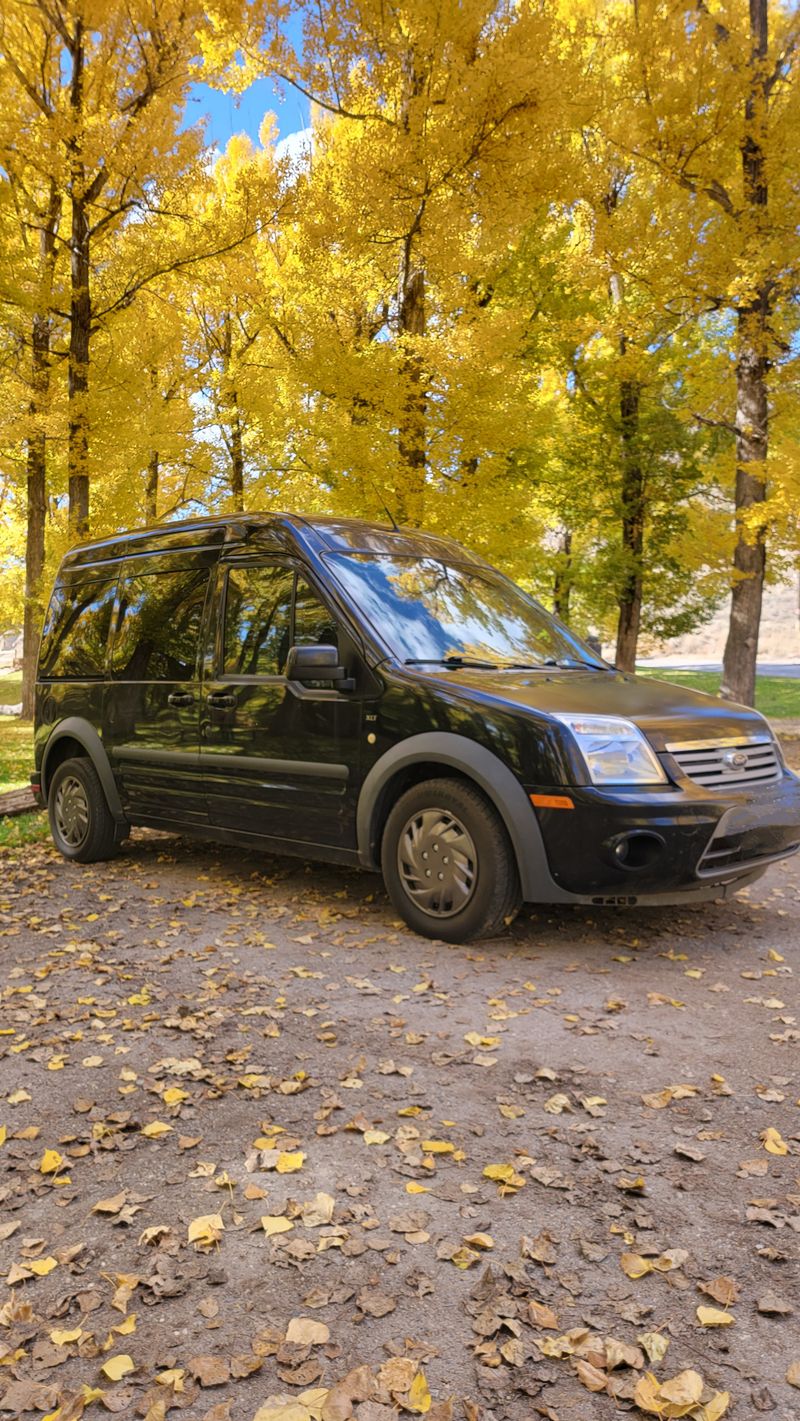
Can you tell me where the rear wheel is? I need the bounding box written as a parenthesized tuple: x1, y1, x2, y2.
(381, 777, 521, 942)
(48, 757, 118, 864)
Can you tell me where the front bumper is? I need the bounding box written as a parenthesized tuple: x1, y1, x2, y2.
(529, 770, 800, 903)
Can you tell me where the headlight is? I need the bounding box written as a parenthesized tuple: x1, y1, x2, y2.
(553, 714, 667, 786)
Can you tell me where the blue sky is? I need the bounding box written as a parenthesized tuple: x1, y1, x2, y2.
(185, 76, 310, 149)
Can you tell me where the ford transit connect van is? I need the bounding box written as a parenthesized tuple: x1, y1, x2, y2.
(33, 513, 800, 941)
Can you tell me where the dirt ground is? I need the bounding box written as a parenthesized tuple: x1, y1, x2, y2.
(0, 831, 798, 1421)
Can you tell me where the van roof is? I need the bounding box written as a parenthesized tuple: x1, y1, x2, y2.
(59, 512, 484, 573)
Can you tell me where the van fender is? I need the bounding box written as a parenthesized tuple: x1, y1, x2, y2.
(42, 717, 127, 827)
(356, 731, 570, 903)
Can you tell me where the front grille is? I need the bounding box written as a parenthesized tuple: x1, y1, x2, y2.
(666, 736, 781, 789)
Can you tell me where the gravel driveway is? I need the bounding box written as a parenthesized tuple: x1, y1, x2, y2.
(0, 833, 798, 1421)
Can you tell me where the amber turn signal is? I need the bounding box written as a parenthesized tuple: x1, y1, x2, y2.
(529, 793, 574, 810)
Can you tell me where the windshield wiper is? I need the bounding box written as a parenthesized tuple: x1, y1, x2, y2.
(404, 654, 605, 672)
(552, 656, 605, 670)
(404, 656, 500, 670)
(503, 656, 603, 670)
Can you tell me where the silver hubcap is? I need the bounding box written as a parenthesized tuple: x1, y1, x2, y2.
(397, 807, 477, 918)
(54, 775, 90, 848)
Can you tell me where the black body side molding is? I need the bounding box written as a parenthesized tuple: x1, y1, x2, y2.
(41, 717, 128, 829)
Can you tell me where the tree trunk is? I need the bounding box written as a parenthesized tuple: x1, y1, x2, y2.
(720, 301, 769, 706)
(615, 368, 644, 671)
(553, 527, 573, 623)
(219, 314, 245, 511)
(21, 186, 59, 720)
(397, 256, 426, 526)
(721, 0, 769, 707)
(145, 450, 159, 522)
(229, 389, 245, 510)
(67, 17, 91, 539)
(22, 377, 48, 721)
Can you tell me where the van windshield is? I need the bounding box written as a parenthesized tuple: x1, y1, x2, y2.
(326, 553, 599, 668)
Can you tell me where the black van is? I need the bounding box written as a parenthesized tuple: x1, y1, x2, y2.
(32, 513, 800, 940)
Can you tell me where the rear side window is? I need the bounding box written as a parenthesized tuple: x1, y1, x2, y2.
(39, 578, 117, 679)
(224, 564, 294, 675)
(111, 568, 208, 681)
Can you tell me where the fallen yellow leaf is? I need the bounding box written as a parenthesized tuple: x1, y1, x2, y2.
(761, 1126, 788, 1156)
(50, 1328, 82, 1345)
(404, 1370, 432, 1414)
(261, 1215, 294, 1236)
(463, 1233, 493, 1250)
(141, 1121, 172, 1139)
(101, 1354, 135, 1381)
(187, 1213, 224, 1248)
(28, 1256, 58, 1276)
(697, 1306, 734, 1328)
(276, 1151, 305, 1173)
(156, 1368, 186, 1390)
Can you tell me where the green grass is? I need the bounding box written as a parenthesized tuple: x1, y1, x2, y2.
(0, 671, 22, 705)
(0, 710, 47, 848)
(0, 717, 34, 793)
(637, 670, 799, 720)
(0, 809, 48, 849)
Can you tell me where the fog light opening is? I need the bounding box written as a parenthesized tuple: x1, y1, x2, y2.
(607, 830, 665, 872)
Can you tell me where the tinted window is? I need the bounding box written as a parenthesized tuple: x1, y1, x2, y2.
(39, 579, 117, 679)
(111, 568, 208, 681)
(294, 578, 338, 651)
(224, 564, 294, 676)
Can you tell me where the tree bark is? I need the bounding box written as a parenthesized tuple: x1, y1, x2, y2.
(615, 366, 645, 671)
(67, 15, 91, 539)
(218, 313, 245, 510)
(22, 338, 49, 721)
(721, 0, 769, 707)
(228, 389, 245, 510)
(553, 527, 573, 623)
(397, 257, 426, 525)
(602, 186, 646, 671)
(145, 450, 159, 522)
(21, 184, 59, 720)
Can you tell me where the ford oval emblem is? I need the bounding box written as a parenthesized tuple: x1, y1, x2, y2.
(724, 749, 748, 769)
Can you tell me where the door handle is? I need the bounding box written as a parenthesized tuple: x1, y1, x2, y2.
(206, 692, 237, 709)
(167, 692, 195, 708)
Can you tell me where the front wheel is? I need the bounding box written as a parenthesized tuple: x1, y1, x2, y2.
(48, 757, 119, 864)
(381, 777, 521, 942)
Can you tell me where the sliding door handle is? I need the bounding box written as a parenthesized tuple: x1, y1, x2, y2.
(167, 692, 195, 708)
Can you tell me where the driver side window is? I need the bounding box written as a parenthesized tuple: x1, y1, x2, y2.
(222, 566, 339, 676)
(224, 564, 294, 676)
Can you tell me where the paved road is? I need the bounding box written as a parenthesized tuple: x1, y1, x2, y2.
(637, 661, 800, 678)
(0, 834, 798, 1420)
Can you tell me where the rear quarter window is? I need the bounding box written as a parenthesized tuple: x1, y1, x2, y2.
(39, 578, 118, 679)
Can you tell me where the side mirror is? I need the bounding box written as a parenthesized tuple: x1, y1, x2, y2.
(286, 644, 354, 688)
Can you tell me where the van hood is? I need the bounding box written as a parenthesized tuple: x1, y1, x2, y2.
(411, 667, 771, 750)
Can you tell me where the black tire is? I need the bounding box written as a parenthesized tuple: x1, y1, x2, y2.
(381, 777, 522, 942)
(48, 756, 118, 864)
